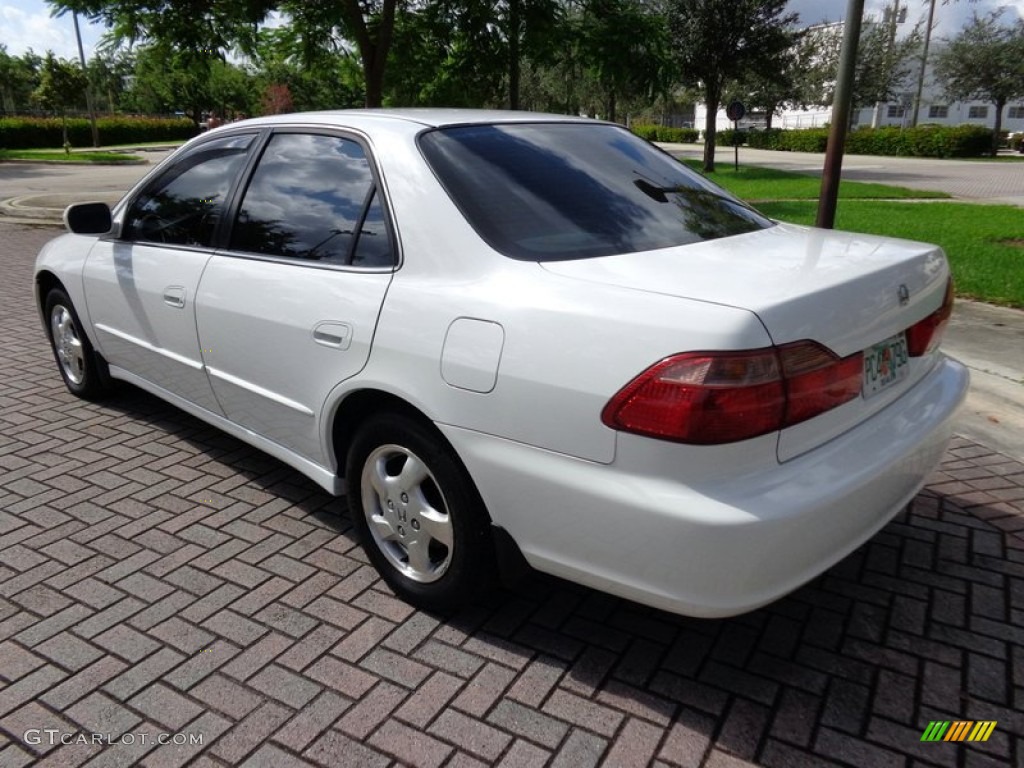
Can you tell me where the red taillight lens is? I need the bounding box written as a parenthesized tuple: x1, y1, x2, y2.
(602, 341, 863, 445)
(779, 342, 863, 427)
(907, 279, 954, 357)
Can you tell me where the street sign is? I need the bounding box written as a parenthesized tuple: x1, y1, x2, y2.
(726, 101, 746, 122)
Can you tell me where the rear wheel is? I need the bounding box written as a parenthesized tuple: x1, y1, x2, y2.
(44, 288, 109, 400)
(346, 412, 494, 613)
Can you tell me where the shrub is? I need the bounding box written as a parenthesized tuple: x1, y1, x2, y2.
(717, 129, 748, 147)
(631, 124, 699, 143)
(747, 128, 784, 150)
(0, 116, 198, 149)
(745, 124, 993, 158)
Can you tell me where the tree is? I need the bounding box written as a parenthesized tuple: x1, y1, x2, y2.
(0, 46, 42, 114)
(577, 0, 671, 122)
(87, 47, 134, 112)
(33, 54, 89, 149)
(279, 0, 399, 107)
(260, 83, 294, 114)
(667, 0, 798, 171)
(248, 24, 366, 111)
(782, 8, 922, 116)
(934, 11, 1024, 156)
(851, 5, 922, 111)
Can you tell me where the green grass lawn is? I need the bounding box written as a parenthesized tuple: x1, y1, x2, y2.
(755, 200, 1024, 309)
(684, 161, 1023, 308)
(0, 149, 145, 164)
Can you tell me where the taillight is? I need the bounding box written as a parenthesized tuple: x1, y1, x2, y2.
(907, 279, 954, 356)
(602, 341, 862, 445)
(779, 342, 863, 427)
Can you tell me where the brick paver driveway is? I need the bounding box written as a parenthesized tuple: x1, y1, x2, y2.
(2, 222, 1023, 767)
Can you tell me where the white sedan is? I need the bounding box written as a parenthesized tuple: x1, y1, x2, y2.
(35, 110, 968, 617)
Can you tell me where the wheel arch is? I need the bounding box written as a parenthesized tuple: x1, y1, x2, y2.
(38, 273, 114, 392)
(331, 388, 440, 476)
(35, 270, 65, 324)
(329, 388, 496, 528)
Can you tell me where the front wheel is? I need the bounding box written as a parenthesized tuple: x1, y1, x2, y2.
(44, 288, 110, 400)
(346, 413, 495, 613)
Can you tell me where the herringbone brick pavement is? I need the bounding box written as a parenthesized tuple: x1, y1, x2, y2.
(2, 223, 1023, 767)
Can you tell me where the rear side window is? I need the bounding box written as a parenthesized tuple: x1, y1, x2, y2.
(419, 123, 772, 261)
(230, 133, 393, 267)
(125, 133, 254, 247)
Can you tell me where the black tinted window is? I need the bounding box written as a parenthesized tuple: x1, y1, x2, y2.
(126, 134, 253, 247)
(419, 123, 772, 261)
(231, 133, 391, 266)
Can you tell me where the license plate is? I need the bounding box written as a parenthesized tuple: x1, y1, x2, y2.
(863, 332, 910, 398)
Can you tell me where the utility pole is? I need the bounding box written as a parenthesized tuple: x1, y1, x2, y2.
(816, 0, 866, 229)
(73, 11, 100, 147)
(910, 0, 937, 127)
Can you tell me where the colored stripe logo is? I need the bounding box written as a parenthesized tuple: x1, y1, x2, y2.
(920, 721, 997, 742)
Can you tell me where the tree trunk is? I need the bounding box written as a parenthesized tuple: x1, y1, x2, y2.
(703, 87, 720, 172)
(508, 0, 521, 110)
(365, 59, 385, 108)
(341, 0, 397, 109)
(991, 98, 1005, 157)
(606, 90, 616, 123)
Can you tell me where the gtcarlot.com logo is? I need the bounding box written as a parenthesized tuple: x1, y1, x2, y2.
(920, 721, 998, 743)
(24, 730, 203, 747)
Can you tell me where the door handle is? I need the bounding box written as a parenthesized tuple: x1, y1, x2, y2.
(312, 321, 352, 350)
(163, 286, 187, 309)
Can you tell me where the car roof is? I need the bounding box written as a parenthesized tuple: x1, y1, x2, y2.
(220, 108, 595, 133)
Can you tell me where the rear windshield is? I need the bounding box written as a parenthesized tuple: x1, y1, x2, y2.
(418, 122, 773, 261)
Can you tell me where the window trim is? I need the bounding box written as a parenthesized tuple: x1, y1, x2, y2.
(118, 131, 260, 253)
(219, 127, 400, 273)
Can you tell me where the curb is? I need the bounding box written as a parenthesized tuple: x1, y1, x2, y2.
(0, 193, 123, 224)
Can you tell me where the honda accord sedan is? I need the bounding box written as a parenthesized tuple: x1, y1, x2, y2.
(35, 110, 968, 617)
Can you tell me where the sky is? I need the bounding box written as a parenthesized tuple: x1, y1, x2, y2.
(2, 0, 1024, 60)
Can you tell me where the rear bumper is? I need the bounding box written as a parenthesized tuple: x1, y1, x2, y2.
(442, 356, 969, 617)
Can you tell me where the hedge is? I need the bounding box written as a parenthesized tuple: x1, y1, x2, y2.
(746, 124, 993, 158)
(0, 116, 198, 149)
(716, 129, 748, 147)
(632, 124, 700, 143)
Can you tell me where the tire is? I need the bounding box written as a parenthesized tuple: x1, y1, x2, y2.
(44, 288, 110, 400)
(346, 412, 495, 613)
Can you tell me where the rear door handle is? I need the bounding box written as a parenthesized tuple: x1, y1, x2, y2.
(312, 321, 353, 350)
(163, 286, 187, 308)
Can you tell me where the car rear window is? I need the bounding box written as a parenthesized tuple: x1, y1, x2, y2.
(418, 122, 773, 261)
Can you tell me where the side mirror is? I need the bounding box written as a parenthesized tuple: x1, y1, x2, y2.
(64, 202, 113, 235)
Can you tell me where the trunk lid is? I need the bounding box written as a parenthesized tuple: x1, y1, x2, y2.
(541, 222, 952, 460)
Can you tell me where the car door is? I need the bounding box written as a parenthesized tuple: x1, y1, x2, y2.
(195, 130, 396, 465)
(83, 133, 257, 414)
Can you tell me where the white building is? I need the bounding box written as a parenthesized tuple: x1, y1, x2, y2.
(696, 23, 1024, 135)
